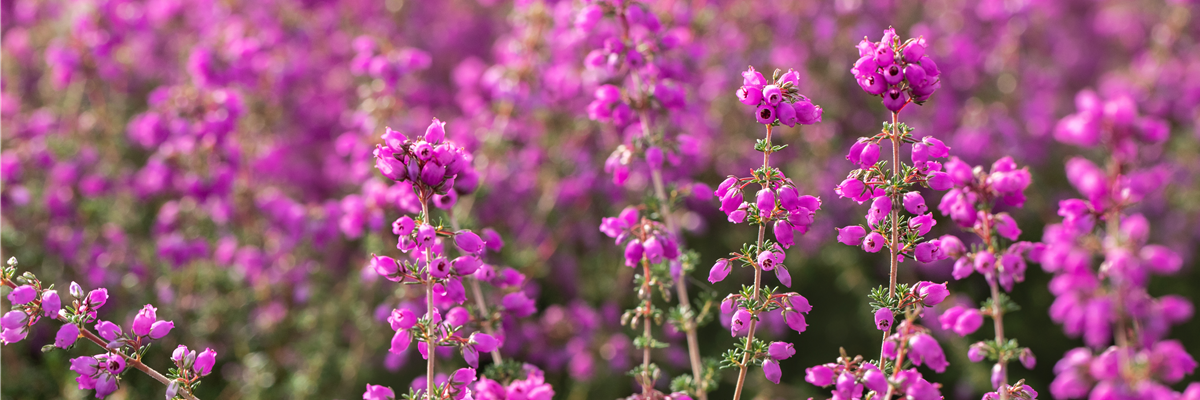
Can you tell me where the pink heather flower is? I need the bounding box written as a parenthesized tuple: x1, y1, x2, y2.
(451, 256, 481, 275)
(756, 249, 784, 271)
(454, 231, 484, 254)
(909, 213, 936, 236)
(794, 99, 823, 125)
(874, 308, 894, 330)
(908, 333, 949, 372)
(1020, 348, 1037, 370)
(471, 332, 498, 353)
(968, 342, 988, 362)
(501, 292, 536, 317)
(805, 365, 834, 386)
(742, 66, 767, 88)
(774, 220, 795, 249)
(132, 304, 158, 336)
(720, 189, 744, 214)
(393, 216, 415, 236)
(389, 308, 418, 330)
(926, 171, 953, 191)
(914, 241, 941, 263)
(867, 196, 891, 228)
(737, 86, 764, 105)
(861, 364, 887, 393)
(55, 323, 80, 348)
(774, 263, 792, 288)
(424, 118, 446, 144)
(731, 309, 751, 337)
(862, 232, 885, 253)
(194, 348, 217, 376)
(777, 102, 798, 127)
(708, 259, 732, 283)
(149, 320, 174, 339)
(172, 345, 189, 362)
(974, 251, 997, 275)
(883, 87, 908, 112)
(8, 285, 35, 304)
(783, 309, 808, 334)
(430, 258, 451, 279)
(41, 290, 60, 317)
(953, 308, 983, 336)
(643, 236, 664, 264)
(859, 142, 880, 168)
(837, 225, 867, 246)
(390, 329, 411, 354)
(363, 384, 396, 400)
(762, 359, 782, 384)
(624, 240, 644, 267)
(1, 311, 27, 330)
(903, 191, 927, 214)
(768, 342, 795, 360)
(835, 178, 868, 202)
(95, 321, 121, 341)
(762, 85, 783, 105)
(373, 255, 400, 278)
(994, 213, 1021, 240)
(916, 281, 949, 306)
(755, 104, 776, 124)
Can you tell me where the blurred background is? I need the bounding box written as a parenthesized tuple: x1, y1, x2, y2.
(2, 0, 1198, 399)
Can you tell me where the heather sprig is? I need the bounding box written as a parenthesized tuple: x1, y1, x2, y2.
(928, 155, 1038, 399)
(367, 118, 524, 400)
(2, 257, 211, 399)
(584, 1, 716, 397)
(1036, 90, 1196, 398)
(708, 64, 822, 400)
(810, 28, 954, 400)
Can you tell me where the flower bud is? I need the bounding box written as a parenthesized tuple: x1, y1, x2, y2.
(194, 348, 217, 376)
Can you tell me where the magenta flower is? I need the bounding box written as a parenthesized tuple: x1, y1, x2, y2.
(54, 323, 79, 348)
(708, 259, 732, 284)
(149, 320, 174, 339)
(8, 285, 35, 305)
(363, 384, 395, 400)
(862, 232, 885, 253)
(762, 359, 781, 384)
(874, 308, 894, 331)
(730, 309, 751, 337)
(755, 104, 776, 124)
(1, 311, 27, 330)
(903, 191, 927, 214)
(454, 231, 484, 254)
(908, 333, 949, 372)
(805, 365, 834, 386)
(768, 342, 795, 360)
(916, 281, 949, 306)
(837, 225, 867, 246)
(194, 348, 217, 376)
(41, 290, 60, 317)
(132, 304, 158, 337)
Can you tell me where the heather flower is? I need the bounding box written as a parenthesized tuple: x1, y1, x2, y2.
(762, 359, 782, 384)
(363, 384, 396, 400)
(908, 333, 949, 372)
(194, 348, 217, 376)
(730, 308, 751, 337)
(41, 290, 61, 317)
(916, 282, 949, 306)
(708, 259, 732, 283)
(8, 285, 35, 304)
(805, 365, 834, 386)
(133, 304, 158, 336)
(837, 225, 867, 246)
(768, 342, 795, 360)
(54, 323, 79, 348)
(874, 308, 894, 330)
(862, 232, 885, 253)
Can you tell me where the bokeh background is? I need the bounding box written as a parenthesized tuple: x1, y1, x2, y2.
(2, 0, 1198, 399)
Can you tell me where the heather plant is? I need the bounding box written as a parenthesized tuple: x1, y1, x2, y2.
(3, 0, 1200, 399)
(2, 257, 214, 399)
(706, 64, 823, 400)
(806, 28, 961, 400)
(932, 155, 1040, 399)
(1036, 90, 1198, 399)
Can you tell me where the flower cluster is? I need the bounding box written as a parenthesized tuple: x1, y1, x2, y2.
(374, 118, 480, 205)
(714, 174, 821, 250)
(600, 206, 681, 268)
(164, 346, 218, 398)
(736, 67, 824, 126)
(1036, 90, 1196, 398)
(851, 27, 941, 112)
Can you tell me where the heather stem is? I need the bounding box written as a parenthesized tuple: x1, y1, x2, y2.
(639, 256, 654, 395)
(635, 75, 706, 399)
(880, 111, 901, 366)
(421, 195, 436, 400)
(989, 279, 1009, 400)
(731, 124, 772, 400)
